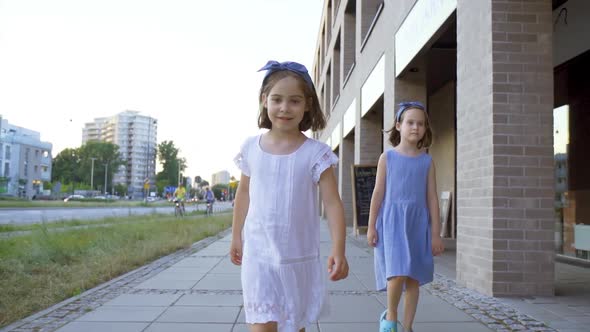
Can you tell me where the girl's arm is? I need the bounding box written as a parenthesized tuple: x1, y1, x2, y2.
(230, 173, 250, 265)
(367, 153, 387, 246)
(318, 167, 349, 281)
(427, 160, 444, 256)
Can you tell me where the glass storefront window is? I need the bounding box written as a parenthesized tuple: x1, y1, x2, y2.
(554, 105, 569, 255)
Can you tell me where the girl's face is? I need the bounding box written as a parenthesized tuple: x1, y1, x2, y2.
(263, 76, 308, 133)
(396, 107, 427, 145)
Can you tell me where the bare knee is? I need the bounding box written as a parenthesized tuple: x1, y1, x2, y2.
(387, 276, 408, 285)
(249, 322, 278, 332)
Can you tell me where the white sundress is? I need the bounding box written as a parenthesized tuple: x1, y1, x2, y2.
(233, 134, 338, 332)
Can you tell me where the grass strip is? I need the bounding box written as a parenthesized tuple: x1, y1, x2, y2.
(0, 213, 232, 327)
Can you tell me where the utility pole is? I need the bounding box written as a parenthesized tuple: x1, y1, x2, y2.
(90, 157, 97, 191)
(177, 158, 181, 185)
(104, 162, 108, 195)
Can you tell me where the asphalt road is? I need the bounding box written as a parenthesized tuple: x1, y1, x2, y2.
(0, 201, 233, 225)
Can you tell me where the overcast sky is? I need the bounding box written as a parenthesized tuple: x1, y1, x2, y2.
(0, 0, 323, 182)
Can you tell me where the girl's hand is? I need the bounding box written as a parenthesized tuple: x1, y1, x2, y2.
(431, 235, 444, 256)
(229, 238, 243, 265)
(367, 226, 378, 247)
(327, 253, 349, 281)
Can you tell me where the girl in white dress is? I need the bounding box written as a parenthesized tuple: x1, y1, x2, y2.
(231, 60, 349, 332)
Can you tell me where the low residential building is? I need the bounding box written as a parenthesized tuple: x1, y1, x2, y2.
(0, 117, 52, 198)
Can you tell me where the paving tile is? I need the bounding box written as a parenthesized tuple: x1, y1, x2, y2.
(105, 294, 182, 306)
(355, 272, 377, 290)
(144, 322, 233, 332)
(75, 306, 167, 322)
(411, 322, 493, 331)
(175, 294, 243, 306)
(319, 322, 380, 332)
(319, 295, 385, 323)
(192, 242, 231, 256)
(169, 256, 223, 271)
(135, 278, 198, 290)
(54, 322, 149, 332)
(326, 274, 368, 291)
(192, 273, 241, 290)
(208, 257, 242, 274)
(156, 306, 240, 323)
(149, 270, 205, 281)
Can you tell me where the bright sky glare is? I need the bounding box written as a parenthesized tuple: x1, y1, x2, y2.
(0, 0, 323, 183)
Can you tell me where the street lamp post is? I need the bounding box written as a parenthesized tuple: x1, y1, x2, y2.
(177, 158, 181, 185)
(104, 162, 109, 195)
(144, 119, 154, 201)
(90, 157, 97, 192)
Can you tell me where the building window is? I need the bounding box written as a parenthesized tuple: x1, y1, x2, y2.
(343, 0, 356, 85)
(5, 146, 10, 159)
(3, 162, 8, 177)
(361, 0, 384, 50)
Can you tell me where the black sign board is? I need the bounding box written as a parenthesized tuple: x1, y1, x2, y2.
(351, 165, 377, 231)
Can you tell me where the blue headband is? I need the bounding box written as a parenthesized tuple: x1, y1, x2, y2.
(396, 101, 425, 122)
(258, 60, 314, 89)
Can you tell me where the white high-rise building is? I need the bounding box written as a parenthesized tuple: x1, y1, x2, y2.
(211, 170, 230, 186)
(82, 110, 157, 198)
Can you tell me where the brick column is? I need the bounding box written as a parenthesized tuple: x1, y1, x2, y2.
(341, 136, 355, 227)
(456, 0, 554, 296)
(357, 113, 382, 164)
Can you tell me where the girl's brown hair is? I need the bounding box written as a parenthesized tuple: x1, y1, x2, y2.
(257, 71, 326, 132)
(386, 107, 433, 149)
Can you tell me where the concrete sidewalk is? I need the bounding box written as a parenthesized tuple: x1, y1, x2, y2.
(2, 222, 586, 332)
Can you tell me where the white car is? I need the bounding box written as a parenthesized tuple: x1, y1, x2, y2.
(63, 194, 85, 202)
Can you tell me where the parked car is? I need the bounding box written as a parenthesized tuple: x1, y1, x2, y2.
(63, 194, 85, 202)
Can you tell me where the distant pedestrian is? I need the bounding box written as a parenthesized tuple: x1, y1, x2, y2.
(367, 101, 445, 332)
(230, 60, 349, 332)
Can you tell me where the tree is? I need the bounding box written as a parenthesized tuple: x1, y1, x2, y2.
(156, 140, 187, 186)
(114, 183, 127, 197)
(78, 141, 124, 192)
(52, 148, 82, 184)
(51, 142, 124, 193)
(212, 183, 228, 200)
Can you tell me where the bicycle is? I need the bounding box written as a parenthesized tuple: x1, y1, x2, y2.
(206, 200, 214, 216)
(173, 199, 184, 217)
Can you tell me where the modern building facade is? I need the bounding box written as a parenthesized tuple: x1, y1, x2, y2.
(211, 170, 230, 186)
(312, 0, 589, 297)
(82, 110, 157, 198)
(0, 117, 53, 198)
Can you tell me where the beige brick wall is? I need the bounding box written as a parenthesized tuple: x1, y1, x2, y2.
(341, 136, 355, 227)
(358, 112, 382, 165)
(490, 0, 554, 296)
(457, 0, 554, 296)
(456, 0, 496, 295)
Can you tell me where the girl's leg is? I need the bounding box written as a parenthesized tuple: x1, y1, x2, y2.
(248, 322, 305, 332)
(386, 276, 406, 321)
(402, 278, 420, 330)
(249, 322, 277, 332)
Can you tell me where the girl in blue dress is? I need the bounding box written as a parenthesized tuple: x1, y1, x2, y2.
(367, 101, 445, 332)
